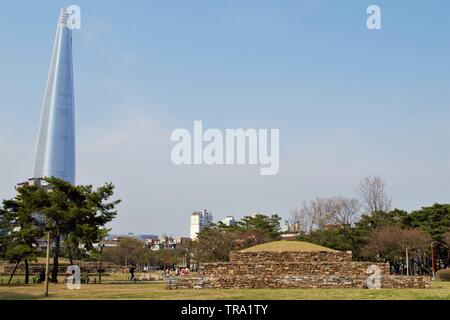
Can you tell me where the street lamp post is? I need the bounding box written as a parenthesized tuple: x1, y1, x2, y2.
(98, 243, 105, 284)
(44, 231, 51, 297)
(431, 242, 435, 279)
(405, 246, 409, 276)
(163, 240, 167, 272)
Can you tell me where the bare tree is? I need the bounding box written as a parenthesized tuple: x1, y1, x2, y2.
(327, 197, 361, 227)
(289, 209, 311, 234)
(291, 197, 360, 233)
(357, 175, 392, 214)
(290, 198, 334, 233)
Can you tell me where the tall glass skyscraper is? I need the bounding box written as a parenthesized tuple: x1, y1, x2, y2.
(33, 8, 76, 184)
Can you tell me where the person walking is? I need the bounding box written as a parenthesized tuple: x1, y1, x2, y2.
(129, 265, 136, 282)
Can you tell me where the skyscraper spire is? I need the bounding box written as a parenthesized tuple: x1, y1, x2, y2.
(33, 8, 76, 184)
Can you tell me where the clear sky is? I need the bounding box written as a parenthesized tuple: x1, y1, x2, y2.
(0, 0, 449, 237)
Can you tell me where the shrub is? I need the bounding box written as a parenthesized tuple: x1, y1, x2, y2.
(436, 269, 450, 282)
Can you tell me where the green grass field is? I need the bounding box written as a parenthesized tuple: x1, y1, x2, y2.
(1, 279, 450, 300)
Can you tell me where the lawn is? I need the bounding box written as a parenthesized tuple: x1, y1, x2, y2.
(1, 280, 450, 300)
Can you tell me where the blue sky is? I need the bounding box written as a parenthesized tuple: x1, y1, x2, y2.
(0, 0, 449, 236)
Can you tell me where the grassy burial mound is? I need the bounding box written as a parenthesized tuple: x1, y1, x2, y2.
(240, 240, 338, 253)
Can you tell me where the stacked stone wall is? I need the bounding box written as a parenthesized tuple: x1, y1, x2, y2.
(174, 250, 431, 289)
(177, 274, 429, 289)
(200, 261, 389, 278)
(229, 251, 352, 263)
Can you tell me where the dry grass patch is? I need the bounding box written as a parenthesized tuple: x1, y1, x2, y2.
(241, 241, 338, 253)
(1, 282, 450, 300)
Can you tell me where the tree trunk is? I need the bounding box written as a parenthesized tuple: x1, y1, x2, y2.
(68, 245, 74, 265)
(392, 263, 400, 274)
(8, 260, 21, 284)
(24, 259, 29, 284)
(51, 231, 61, 283)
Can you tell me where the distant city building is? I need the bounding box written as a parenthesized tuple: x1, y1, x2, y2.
(14, 8, 78, 251)
(149, 236, 190, 251)
(135, 234, 158, 241)
(33, 8, 77, 184)
(100, 234, 190, 251)
(144, 235, 159, 243)
(281, 220, 290, 233)
(100, 234, 158, 248)
(174, 237, 191, 247)
(149, 235, 171, 250)
(282, 220, 302, 232)
(220, 216, 236, 226)
(280, 220, 302, 239)
(190, 209, 213, 240)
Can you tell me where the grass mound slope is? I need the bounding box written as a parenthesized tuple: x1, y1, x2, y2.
(241, 240, 338, 253)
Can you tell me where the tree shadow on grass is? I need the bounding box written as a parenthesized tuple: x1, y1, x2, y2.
(0, 292, 39, 300)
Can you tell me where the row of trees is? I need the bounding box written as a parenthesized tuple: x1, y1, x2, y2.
(293, 176, 450, 274)
(102, 237, 186, 268)
(0, 178, 120, 283)
(3, 174, 446, 279)
(190, 175, 450, 276)
(192, 214, 281, 262)
(100, 214, 282, 267)
(291, 176, 392, 235)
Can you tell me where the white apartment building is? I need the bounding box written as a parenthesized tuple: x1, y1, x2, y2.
(220, 216, 236, 226)
(190, 209, 213, 240)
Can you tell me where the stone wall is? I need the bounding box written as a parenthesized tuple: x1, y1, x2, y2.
(200, 261, 389, 277)
(201, 261, 389, 277)
(176, 274, 429, 289)
(174, 250, 431, 289)
(229, 251, 353, 264)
